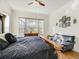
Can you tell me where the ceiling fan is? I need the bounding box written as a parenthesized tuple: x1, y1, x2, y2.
(28, 0, 45, 6)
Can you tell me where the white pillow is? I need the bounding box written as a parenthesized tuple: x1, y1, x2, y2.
(0, 33, 6, 41)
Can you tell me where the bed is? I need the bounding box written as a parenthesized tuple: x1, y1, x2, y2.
(0, 36, 57, 59)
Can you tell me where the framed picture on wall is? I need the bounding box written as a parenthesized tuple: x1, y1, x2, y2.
(73, 19, 77, 24)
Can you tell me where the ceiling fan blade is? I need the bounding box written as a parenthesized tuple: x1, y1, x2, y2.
(38, 1, 45, 6)
(28, 2, 34, 5)
(35, 0, 39, 2)
(35, 0, 45, 6)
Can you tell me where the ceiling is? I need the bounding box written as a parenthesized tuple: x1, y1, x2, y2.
(7, 0, 73, 14)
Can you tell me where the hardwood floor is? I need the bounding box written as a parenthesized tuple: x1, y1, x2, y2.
(57, 50, 79, 59)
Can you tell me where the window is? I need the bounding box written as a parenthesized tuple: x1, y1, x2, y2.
(19, 18, 44, 36)
(19, 18, 25, 36)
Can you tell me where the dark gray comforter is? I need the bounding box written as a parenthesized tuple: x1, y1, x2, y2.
(0, 36, 57, 59)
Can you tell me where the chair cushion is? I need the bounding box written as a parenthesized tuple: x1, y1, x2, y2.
(0, 34, 7, 41)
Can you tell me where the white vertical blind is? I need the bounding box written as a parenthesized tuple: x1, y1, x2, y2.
(19, 18, 25, 36)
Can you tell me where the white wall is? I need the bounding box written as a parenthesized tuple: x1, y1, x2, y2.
(10, 10, 49, 36)
(49, 0, 79, 52)
(0, 0, 12, 15)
